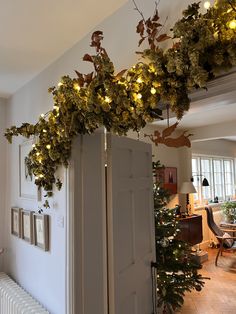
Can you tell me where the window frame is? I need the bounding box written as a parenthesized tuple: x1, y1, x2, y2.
(192, 155, 235, 206)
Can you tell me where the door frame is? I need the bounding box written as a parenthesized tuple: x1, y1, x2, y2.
(65, 133, 108, 314)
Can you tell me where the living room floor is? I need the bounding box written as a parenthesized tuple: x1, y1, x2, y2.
(176, 248, 236, 314)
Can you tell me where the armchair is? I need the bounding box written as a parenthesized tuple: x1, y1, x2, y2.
(205, 206, 236, 266)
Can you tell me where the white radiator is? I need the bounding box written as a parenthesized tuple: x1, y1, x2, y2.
(0, 272, 49, 314)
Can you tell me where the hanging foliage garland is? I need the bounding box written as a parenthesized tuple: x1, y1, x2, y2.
(5, 0, 236, 206)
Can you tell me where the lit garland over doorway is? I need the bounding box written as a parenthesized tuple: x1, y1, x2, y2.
(5, 0, 236, 207)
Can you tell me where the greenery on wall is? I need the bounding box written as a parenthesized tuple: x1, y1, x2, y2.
(5, 0, 236, 205)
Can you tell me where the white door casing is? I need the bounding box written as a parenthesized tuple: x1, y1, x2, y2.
(67, 132, 108, 314)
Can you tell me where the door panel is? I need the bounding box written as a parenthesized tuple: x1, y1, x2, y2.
(107, 135, 155, 314)
(70, 133, 107, 314)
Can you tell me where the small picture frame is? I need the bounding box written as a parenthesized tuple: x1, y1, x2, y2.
(156, 167, 177, 194)
(33, 213, 49, 251)
(21, 210, 34, 244)
(19, 140, 42, 201)
(11, 207, 22, 237)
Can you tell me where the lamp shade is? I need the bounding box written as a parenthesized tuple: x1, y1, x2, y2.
(179, 181, 197, 194)
(202, 178, 209, 186)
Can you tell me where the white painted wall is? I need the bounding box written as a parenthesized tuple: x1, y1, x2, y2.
(2, 0, 212, 313)
(4, 130, 67, 314)
(0, 98, 7, 270)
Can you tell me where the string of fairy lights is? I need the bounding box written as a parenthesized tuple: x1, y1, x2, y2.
(5, 0, 236, 207)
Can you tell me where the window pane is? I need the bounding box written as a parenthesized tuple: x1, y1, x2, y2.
(224, 160, 231, 172)
(192, 158, 199, 201)
(192, 159, 198, 173)
(213, 160, 222, 172)
(213, 159, 223, 199)
(225, 173, 232, 184)
(215, 184, 223, 197)
(225, 185, 233, 197)
(202, 186, 211, 199)
(214, 173, 222, 183)
(192, 156, 235, 204)
(201, 159, 212, 200)
(201, 159, 210, 172)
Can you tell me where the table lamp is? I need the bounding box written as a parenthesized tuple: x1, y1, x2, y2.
(180, 181, 197, 215)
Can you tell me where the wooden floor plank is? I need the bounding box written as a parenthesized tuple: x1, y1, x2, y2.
(176, 249, 236, 314)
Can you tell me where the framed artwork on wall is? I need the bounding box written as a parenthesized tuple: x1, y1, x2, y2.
(11, 207, 22, 237)
(19, 140, 41, 201)
(21, 210, 34, 244)
(33, 213, 49, 251)
(156, 167, 177, 194)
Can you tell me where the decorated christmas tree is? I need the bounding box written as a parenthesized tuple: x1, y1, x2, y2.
(153, 161, 207, 313)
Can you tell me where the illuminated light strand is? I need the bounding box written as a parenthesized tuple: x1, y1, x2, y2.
(151, 87, 157, 95)
(136, 77, 143, 84)
(204, 1, 211, 10)
(137, 93, 142, 99)
(229, 20, 236, 30)
(73, 83, 81, 91)
(105, 96, 112, 103)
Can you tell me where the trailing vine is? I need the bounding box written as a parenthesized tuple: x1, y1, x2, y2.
(5, 0, 236, 206)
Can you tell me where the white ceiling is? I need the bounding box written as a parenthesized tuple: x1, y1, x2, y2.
(154, 71, 236, 141)
(157, 95, 236, 130)
(0, 0, 128, 98)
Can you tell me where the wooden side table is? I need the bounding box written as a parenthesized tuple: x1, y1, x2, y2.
(176, 215, 203, 246)
(176, 215, 207, 263)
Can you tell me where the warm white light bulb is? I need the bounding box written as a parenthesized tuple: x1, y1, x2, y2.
(204, 1, 211, 9)
(151, 87, 157, 95)
(229, 20, 236, 30)
(40, 113, 44, 118)
(43, 129, 47, 133)
(137, 93, 142, 99)
(136, 77, 143, 84)
(105, 96, 112, 103)
(58, 81, 63, 87)
(46, 144, 51, 149)
(73, 83, 80, 91)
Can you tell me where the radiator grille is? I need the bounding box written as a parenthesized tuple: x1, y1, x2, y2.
(0, 272, 49, 313)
